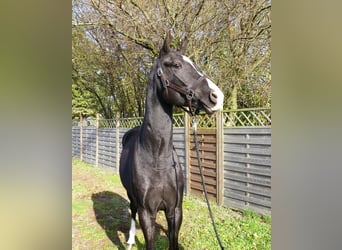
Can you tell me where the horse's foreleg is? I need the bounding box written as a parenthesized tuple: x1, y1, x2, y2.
(166, 215, 177, 250)
(166, 206, 182, 250)
(139, 209, 156, 250)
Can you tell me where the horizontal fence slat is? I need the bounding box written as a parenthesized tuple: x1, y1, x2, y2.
(189, 159, 217, 169)
(224, 127, 271, 134)
(225, 137, 271, 145)
(190, 153, 217, 161)
(224, 182, 271, 196)
(224, 145, 271, 155)
(224, 191, 271, 208)
(224, 171, 271, 187)
(190, 167, 217, 178)
(226, 164, 271, 176)
(190, 182, 217, 195)
(225, 155, 271, 166)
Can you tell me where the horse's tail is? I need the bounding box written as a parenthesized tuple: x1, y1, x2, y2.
(122, 126, 140, 147)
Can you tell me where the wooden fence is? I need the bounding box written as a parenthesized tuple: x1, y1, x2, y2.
(72, 109, 271, 215)
(223, 127, 271, 214)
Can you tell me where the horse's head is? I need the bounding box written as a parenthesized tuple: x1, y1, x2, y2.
(155, 31, 224, 114)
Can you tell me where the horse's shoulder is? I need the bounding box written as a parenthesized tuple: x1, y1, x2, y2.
(122, 126, 140, 147)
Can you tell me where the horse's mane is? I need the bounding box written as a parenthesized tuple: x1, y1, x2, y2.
(122, 126, 140, 147)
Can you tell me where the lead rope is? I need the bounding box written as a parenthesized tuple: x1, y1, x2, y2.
(192, 115, 225, 250)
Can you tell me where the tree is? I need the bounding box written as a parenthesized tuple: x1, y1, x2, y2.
(72, 0, 271, 118)
(72, 81, 97, 119)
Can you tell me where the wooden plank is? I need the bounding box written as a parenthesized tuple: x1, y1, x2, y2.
(224, 127, 271, 134)
(223, 199, 246, 209)
(190, 154, 217, 162)
(98, 151, 116, 158)
(190, 143, 217, 151)
(190, 153, 217, 162)
(224, 191, 271, 208)
(97, 131, 114, 136)
(224, 182, 271, 196)
(190, 167, 217, 178)
(191, 182, 217, 195)
(98, 141, 116, 147)
(190, 138, 217, 144)
(225, 137, 271, 145)
(225, 150, 271, 159)
(97, 140, 116, 146)
(225, 158, 270, 169)
(195, 129, 216, 134)
(190, 159, 217, 169)
(225, 164, 271, 176)
(225, 155, 271, 166)
(191, 177, 216, 187)
(216, 111, 224, 205)
(190, 178, 216, 187)
(224, 172, 271, 187)
(191, 189, 217, 200)
(223, 199, 271, 215)
(98, 129, 116, 134)
(224, 145, 271, 155)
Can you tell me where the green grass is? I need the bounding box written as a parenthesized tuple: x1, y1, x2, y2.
(72, 158, 271, 249)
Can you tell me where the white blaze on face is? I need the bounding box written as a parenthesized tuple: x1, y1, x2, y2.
(182, 55, 224, 112)
(182, 55, 204, 77)
(207, 78, 224, 111)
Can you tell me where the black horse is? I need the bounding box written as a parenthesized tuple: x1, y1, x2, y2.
(119, 31, 224, 250)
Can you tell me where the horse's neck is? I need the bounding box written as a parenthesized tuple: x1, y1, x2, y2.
(140, 77, 174, 157)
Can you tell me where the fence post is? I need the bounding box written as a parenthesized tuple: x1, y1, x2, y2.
(115, 112, 120, 174)
(184, 112, 191, 195)
(95, 113, 99, 167)
(216, 111, 224, 205)
(80, 115, 83, 161)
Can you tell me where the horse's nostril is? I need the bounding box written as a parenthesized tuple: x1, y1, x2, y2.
(210, 91, 218, 103)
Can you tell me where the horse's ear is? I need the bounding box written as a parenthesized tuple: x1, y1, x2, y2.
(160, 30, 172, 57)
(177, 35, 188, 54)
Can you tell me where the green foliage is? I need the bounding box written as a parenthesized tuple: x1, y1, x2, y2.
(72, 158, 271, 249)
(72, 0, 271, 118)
(72, 81, 97, 119)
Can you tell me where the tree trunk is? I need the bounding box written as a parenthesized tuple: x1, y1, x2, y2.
(228, 84, 238, 110)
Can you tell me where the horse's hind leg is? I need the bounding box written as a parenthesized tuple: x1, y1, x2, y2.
(127, 203, 137, 249)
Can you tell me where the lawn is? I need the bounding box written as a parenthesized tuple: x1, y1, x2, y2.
(72, 158, 271, 250)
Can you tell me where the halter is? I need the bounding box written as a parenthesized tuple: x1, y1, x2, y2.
(156, 59, 205, 116)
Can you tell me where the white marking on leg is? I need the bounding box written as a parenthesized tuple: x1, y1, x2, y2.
(127, 218, 136, 245)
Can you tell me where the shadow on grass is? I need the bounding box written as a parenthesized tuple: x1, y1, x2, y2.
(92, 191, 184, 250)
(92, 191, 134, 250)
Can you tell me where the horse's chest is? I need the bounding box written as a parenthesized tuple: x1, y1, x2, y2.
(133, 163, 178, 198)
(135, 164, 176, 186)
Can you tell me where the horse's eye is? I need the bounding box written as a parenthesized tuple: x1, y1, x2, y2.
(174, 63, 182, 69)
